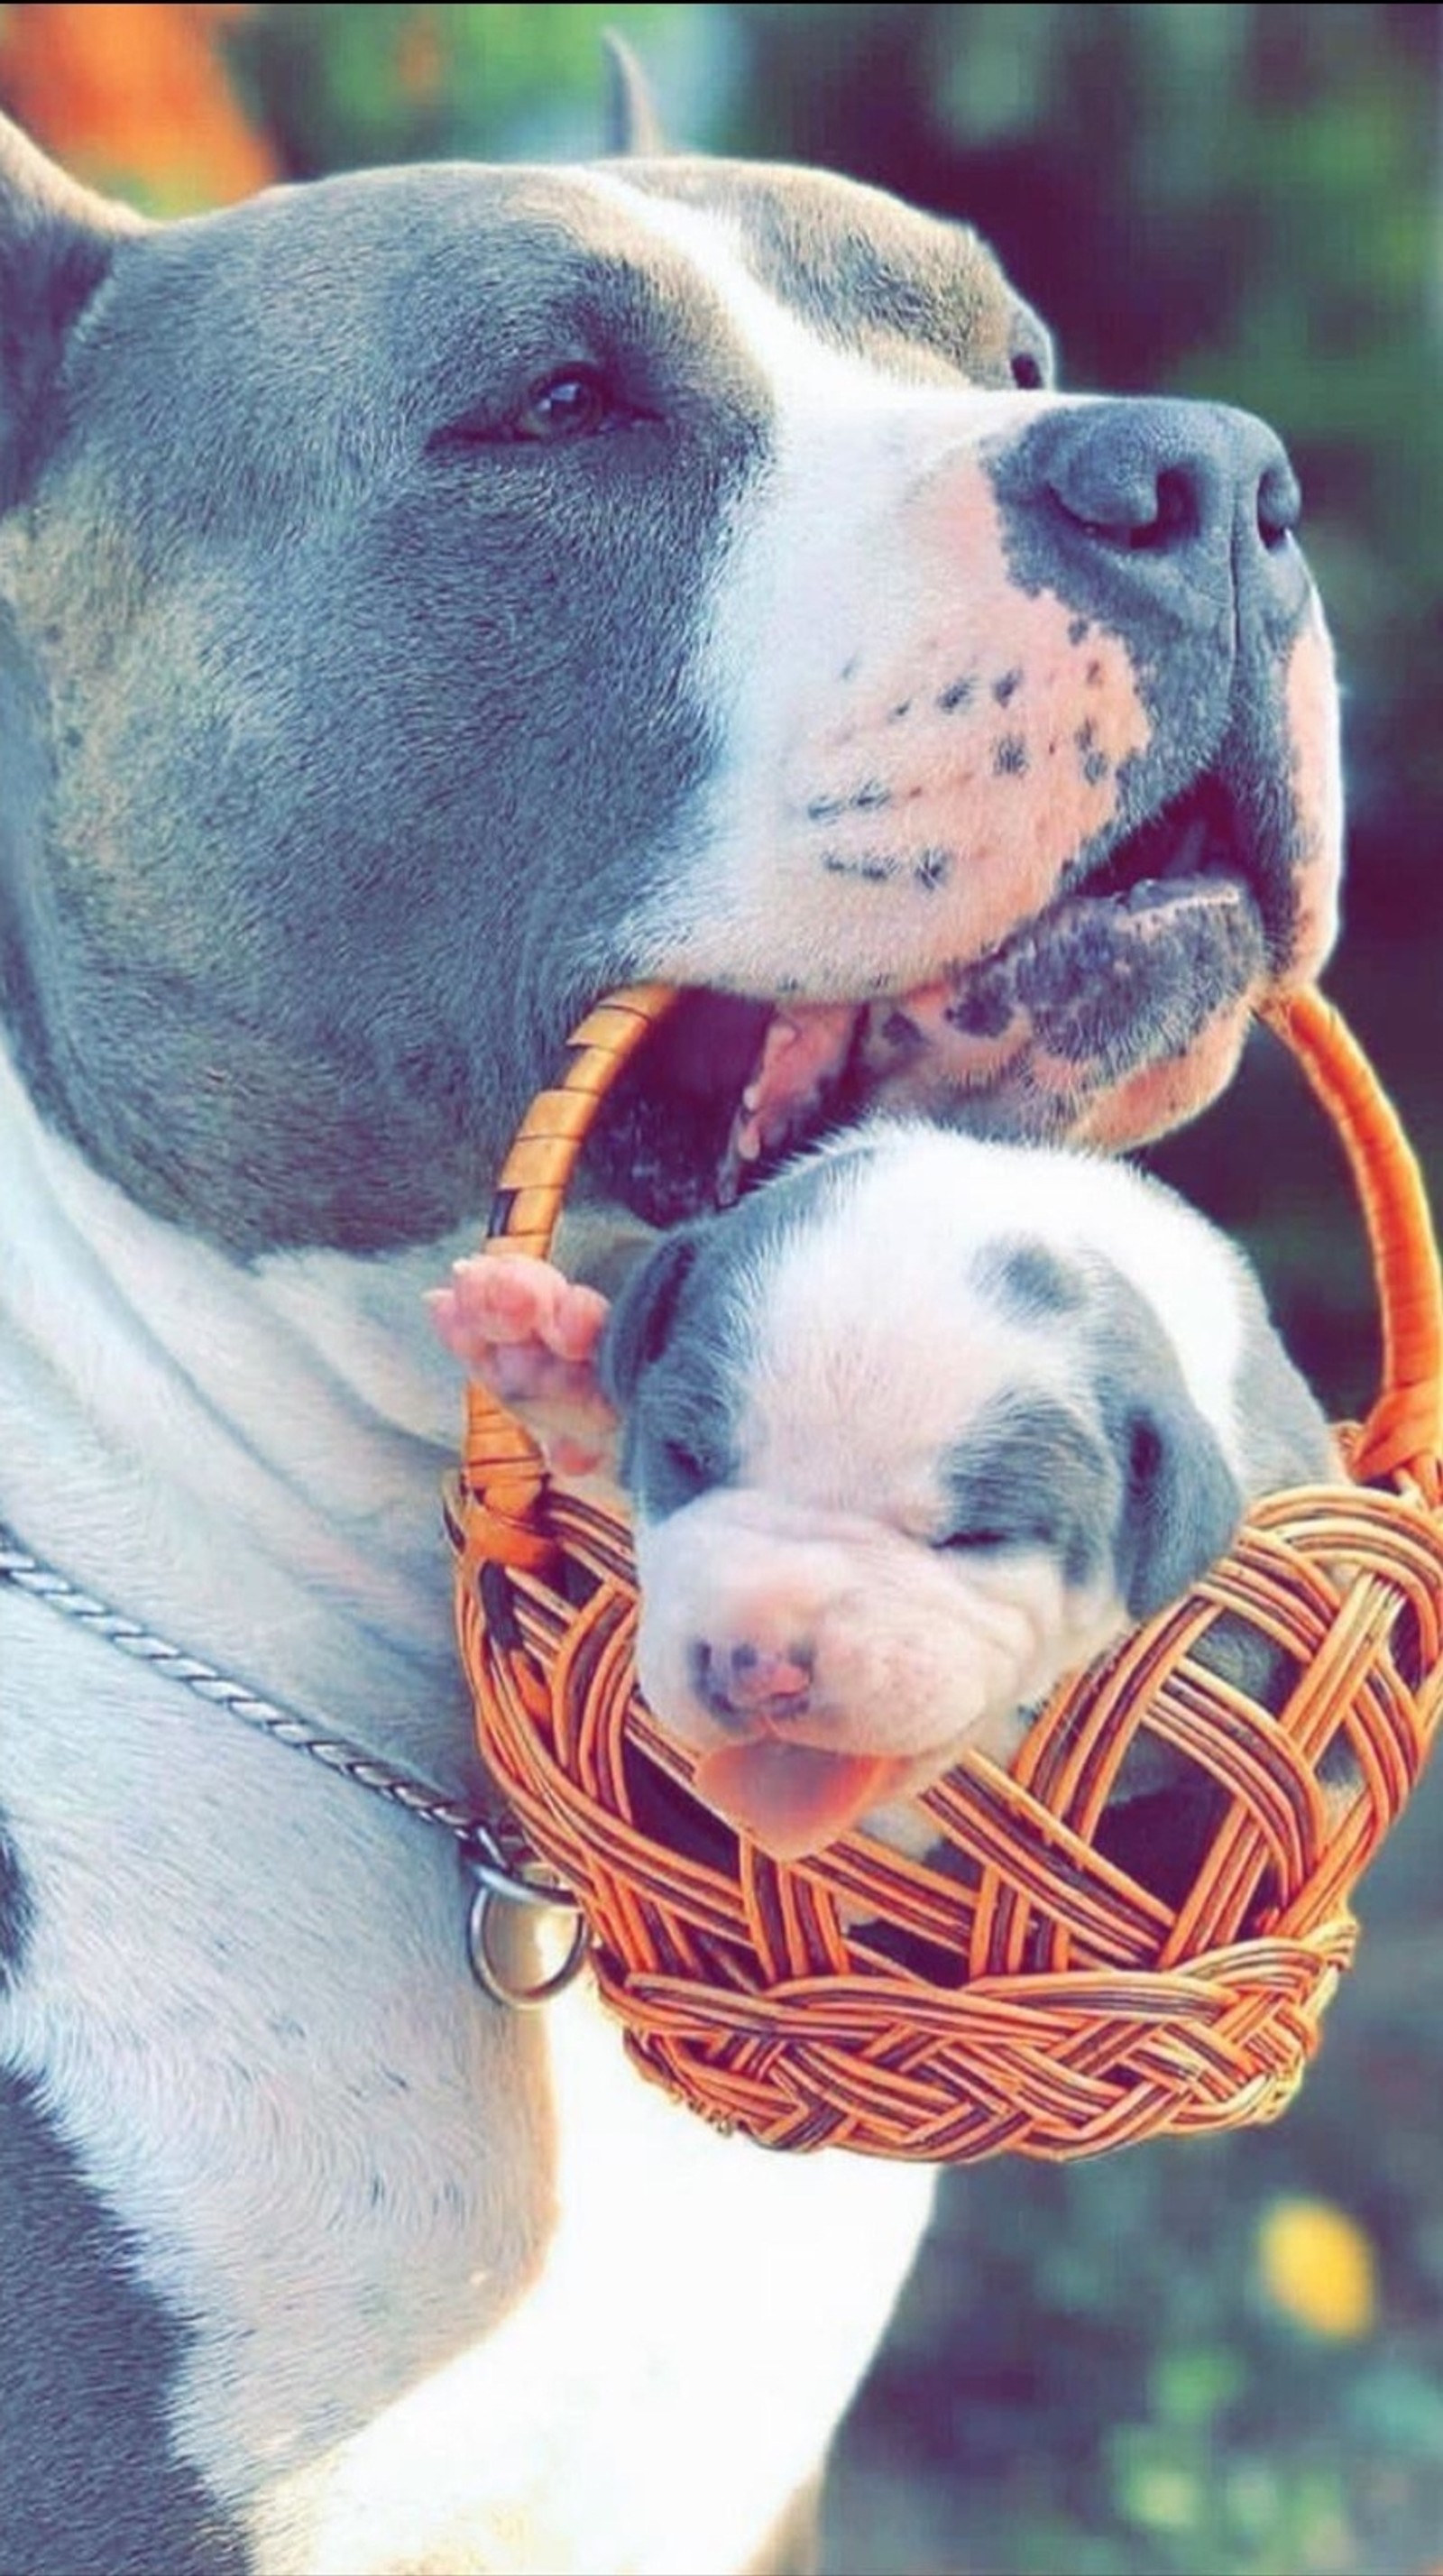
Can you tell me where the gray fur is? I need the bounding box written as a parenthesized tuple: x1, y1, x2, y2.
(1076, 1259, 1245, 1621)
(0, 140, 1047, 1261)
(0, 1808, 32, 1989)
(602, 1220, 745, 1519)
(942, 1392, 1113, 1587)
(979, 1238, 1087, 1320)
(0, 2071, 246, 2574)
(0, 161, 769, 1254)
(617, 160, 1052, 383)
(602, 1144, 878, 1519)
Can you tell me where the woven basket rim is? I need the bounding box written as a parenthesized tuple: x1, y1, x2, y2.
(473, 982, 1443, 1503)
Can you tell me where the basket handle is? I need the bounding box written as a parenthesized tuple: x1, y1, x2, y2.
(482, 986, 679, 1261)
(457, 987, 678, 1533)
(461, 981, 1442, 1506)
(1260, 988, 1442, 1495)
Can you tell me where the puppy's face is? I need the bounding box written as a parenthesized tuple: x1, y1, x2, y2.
(603, 1131, 1246, 1858)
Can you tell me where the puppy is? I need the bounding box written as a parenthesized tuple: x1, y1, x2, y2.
(433, 1123, 1336, 1859)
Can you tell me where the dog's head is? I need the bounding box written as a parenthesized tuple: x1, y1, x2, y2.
(601, 1127, 1263, 1858)
(0, 115, 1340, 1259)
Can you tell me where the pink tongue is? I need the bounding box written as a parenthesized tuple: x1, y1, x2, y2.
(694, 1740, 909, 1860)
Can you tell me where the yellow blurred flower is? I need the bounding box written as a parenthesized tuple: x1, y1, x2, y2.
(1256, 2195, 1378, 2340)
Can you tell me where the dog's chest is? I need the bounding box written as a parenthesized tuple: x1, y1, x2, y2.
(3, 1598, 931, 2574)
(253, 1992, 933, 2576)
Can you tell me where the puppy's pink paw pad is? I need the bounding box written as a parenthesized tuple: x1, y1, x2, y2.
(428, 1254, 608, 1372)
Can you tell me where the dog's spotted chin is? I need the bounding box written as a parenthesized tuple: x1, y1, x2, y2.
(584, 774, 1284, 1226)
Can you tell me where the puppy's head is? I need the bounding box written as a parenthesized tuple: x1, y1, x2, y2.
(602, 1129, 1245, 1858)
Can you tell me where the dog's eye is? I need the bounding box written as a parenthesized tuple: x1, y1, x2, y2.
(512, 367, 620, 443)
(937, 1526, 1013, 1554)
(1010, 349, 1045, 391)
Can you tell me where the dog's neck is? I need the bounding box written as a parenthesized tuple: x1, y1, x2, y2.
(0, 1026, 483, 1793)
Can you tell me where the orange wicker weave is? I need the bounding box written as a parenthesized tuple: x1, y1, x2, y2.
(446, 986, 1443, 2163)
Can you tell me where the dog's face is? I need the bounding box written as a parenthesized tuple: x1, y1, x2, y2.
(0, 126, 1340, 1263)
(602, 1128, 1254, 1858)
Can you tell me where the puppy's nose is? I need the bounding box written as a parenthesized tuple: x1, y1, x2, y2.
(688, 1638, 814, 1726)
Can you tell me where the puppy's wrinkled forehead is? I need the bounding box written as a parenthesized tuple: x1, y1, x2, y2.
(735, 1145, 1080, 1522)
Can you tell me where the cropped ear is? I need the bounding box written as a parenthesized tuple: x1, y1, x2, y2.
(1111, 1394, 1242, 1623)
(0, 115, 142, 507)
(599, 1225, 703, 1408)
(602, 30, 667, 156)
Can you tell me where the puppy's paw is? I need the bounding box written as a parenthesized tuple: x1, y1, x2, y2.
(427, 1253, 617, 1477)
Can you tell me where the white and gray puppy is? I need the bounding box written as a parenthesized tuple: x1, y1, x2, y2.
(434, 1127, 1335, 1862)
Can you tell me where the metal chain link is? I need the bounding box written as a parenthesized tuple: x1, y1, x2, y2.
(0, 1517, 587, 2005)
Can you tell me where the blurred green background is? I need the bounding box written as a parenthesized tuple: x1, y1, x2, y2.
(4, 8, 1441, 2569)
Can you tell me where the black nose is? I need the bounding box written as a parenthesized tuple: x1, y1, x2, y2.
(999, 399, 1308, 627)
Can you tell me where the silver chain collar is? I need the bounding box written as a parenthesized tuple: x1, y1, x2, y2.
(0, 1519, 588, 2008)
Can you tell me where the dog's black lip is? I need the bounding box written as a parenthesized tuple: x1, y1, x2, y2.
(583, 775, 1267, 1225)
(1059, 770, 1256, 920)
(935, 766, 1272, 997)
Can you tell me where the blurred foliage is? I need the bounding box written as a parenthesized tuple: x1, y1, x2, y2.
(0, 4, 278, 207)
(221, 3, 688, 168)
(825, 1896, 1443, 2571)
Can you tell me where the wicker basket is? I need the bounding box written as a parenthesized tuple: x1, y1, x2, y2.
(446, 986, 1443, 2163)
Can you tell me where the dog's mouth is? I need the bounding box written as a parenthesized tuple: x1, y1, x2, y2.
(584, 771, 1269, 1226)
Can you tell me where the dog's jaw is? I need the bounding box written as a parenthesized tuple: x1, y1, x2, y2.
(580, 176, 1340, 1220)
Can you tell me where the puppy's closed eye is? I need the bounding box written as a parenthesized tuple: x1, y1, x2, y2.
(943, 1394, 1111, 1588)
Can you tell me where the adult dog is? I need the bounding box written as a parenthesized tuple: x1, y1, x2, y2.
(0, 72, 1340, 2576)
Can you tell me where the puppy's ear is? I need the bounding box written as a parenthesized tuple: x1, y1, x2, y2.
(0, 116, 142, 508)
(1112, 1394, 1242, 1622)
(599, 1226, 703, 1407)
(602, 31, 668, 156)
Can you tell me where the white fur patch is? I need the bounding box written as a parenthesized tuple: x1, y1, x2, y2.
(750, 1127, 1255, 1486)
(0, 1023, 933, 2571)
(579, 172, 1087, 1000)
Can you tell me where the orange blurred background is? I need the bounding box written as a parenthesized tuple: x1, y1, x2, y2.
(0, 3, 275, 205)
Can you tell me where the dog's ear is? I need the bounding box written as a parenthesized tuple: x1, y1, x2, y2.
(0, 116, 142, 507)
(599, 1226, 704, 1408)
(602, 31, 667, 156)
(1110, 1393, 1242, 1622)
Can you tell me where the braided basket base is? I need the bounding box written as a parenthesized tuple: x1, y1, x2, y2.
(453, 1446, 1443, 2159)
(449, 989, 1443, 2163)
